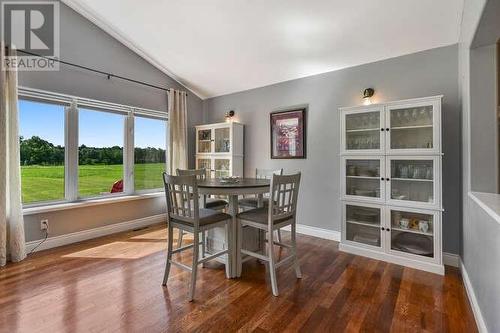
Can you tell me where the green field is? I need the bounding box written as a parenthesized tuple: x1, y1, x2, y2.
(21, 163, 165, 204)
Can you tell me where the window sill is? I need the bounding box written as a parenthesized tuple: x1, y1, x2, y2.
(468, 191, 500, 225)
(23, 191, 165, 216)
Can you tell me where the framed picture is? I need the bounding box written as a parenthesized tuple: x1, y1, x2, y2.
(270, 108, 306, 159)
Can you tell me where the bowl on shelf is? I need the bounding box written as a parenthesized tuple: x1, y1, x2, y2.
(392, 232, 433, 256)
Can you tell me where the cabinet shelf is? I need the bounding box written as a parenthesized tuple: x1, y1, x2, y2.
(391, 124, 433, 130)
(391, 226, 433, 237)
(346, 220, 380, 228)
(346, 175, 380, 180)
(391, 177, 433, 182)
(346, 128, 380, 133)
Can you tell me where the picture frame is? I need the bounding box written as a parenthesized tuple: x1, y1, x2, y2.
(270, 108, 306, 159)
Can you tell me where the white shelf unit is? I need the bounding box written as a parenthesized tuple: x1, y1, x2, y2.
(195, 122, 244, 178)
(339, 95, 444, 275)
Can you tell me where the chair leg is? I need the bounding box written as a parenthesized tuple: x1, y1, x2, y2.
(225, 221, 232, 279)
(177, 229, 184, 248)
(237, 221, 243, 277)
(291, 223, 302, 279)
(163, 224, 174, 286)
(188, 232, 200, 302)
(276, 229, 282, 243)
(201, 230, 206, 268)
(268, 229, 279, 296)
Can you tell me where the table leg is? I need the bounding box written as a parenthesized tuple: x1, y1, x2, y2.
(228, 194, 239, 278)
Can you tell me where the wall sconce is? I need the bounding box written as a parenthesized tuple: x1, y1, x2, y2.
(363, 88, 375, 105)
(225, 110, 235, 122)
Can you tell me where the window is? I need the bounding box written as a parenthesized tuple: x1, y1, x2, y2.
(18, 87, 168, 206)
(134, 116, 167, 191)
(78, 108, 125, 198)
(19, 99, 66, 204)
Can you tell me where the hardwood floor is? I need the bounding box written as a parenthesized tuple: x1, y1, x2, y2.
(0, 224, 477, 333)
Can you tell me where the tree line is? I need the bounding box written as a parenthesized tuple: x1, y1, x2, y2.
(20, 136, 166, 166)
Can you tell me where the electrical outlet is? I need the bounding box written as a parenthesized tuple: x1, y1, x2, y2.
(40, 219, 49, 232)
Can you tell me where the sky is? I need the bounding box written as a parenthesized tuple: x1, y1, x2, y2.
(19, 100, 167, 148)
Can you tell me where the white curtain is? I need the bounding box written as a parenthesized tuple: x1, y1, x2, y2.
(167, 89, 188, 174)
(0, 43, 26, 266)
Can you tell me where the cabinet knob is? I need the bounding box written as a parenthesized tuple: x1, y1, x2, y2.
(380, 177, 385, 181)
(386, 228, 391, 232)
(380, 128, 384, 132)
(381, 227, 385, 231)
(386, 178, 390, 181)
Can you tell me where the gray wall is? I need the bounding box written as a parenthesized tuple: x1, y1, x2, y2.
(464, 196, 500, 332)
(470, 44, 498, 193)
(20, 2, 204, 242)
(204, 44, 461, 254)
(460, 0, 500, 331)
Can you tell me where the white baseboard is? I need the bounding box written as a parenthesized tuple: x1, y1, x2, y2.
(443, 252, 460, 267)
(25, 214, 166, 253)
(282, 224, 341, 241)
(460, 260, 488, 333)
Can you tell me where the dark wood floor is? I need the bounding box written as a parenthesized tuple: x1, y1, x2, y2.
(0, 224, 477, 333)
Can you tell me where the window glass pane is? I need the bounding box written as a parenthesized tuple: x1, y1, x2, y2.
(79, 109, 124, 197)
(134, 116, 167, 190)
(19, 100, 65, 204)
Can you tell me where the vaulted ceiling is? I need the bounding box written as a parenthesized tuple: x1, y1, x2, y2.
(63, 0, 465, 99)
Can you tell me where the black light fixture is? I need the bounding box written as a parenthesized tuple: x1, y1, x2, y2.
(363, 88, 375, 105)
(225, 110, 235, 122)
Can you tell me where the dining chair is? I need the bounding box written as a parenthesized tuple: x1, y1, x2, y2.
(236, 173, 302, 296)
(239, 168, 284, 242)
(162, 173, 231, 301)
(176, 168, 228, 249)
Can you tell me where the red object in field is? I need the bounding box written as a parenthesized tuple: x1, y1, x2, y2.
(111, 179, 124, 193)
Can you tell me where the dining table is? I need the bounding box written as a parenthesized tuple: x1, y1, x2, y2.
(197, 178, 270, 278)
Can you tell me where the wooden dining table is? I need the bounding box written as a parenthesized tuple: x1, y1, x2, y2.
(197, 178, 270, 278)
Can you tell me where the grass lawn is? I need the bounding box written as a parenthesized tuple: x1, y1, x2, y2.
(21, 163, 165, 204)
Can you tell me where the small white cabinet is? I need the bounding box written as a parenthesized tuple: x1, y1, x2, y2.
(339, 96, 444, 275)
(195, 122, 244, 177)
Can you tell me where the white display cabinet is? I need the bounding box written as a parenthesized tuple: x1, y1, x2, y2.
(195, 122, 244, 177)
(339, 96, 444, 275)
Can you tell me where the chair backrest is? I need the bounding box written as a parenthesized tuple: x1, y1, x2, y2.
(268, 173, 301, 226)
(255, 168, 283, 179)
(163, 173, 200, 226)
(176, 168, 207, 180)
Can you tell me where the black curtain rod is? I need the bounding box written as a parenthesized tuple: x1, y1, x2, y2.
(6, 47, 185, 95)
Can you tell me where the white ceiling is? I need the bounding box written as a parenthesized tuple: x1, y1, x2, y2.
(64, 0, 464, 99)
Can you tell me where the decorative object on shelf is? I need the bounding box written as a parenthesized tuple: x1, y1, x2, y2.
(225, 110, 235, 122)
(270, 108, 306, 159)
(400, 218, 410, 229)
(363, 88, 375, 105)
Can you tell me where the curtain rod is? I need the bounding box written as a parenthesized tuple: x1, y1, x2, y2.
(4, 47, 186, 95)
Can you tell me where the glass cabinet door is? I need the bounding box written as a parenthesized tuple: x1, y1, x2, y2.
(386, 101, 439, 153)
(196, 158, 213, 178)
(342, 107, 384, 153)
(344, 203, 382, 248)
(214, 127, 230, 153)
(387, 157, 439, 209)
(343, 158, 384, 202)
(197, 129, 212, 153)
(388, 208, 437, 262)
(214, 158, 230, 178)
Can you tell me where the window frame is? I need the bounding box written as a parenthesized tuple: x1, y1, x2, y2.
(18, 86, 168, 209)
